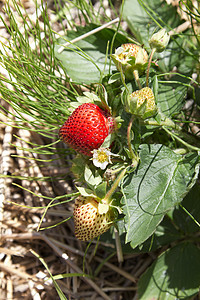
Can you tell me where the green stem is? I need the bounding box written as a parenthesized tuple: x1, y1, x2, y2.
(178, 131, 200, 149)
(142, 118, 181, 130)
(106, 165, 127, 175)
(127, 116, 139, 165)
(163, 127, 200, 152)
(133, 69, 142, 89)
(143, 118, 200, 149)
(180, 204, 200, 228)
(114, 226, 124, 263)
(104, 168, 127, 204)
(119, 65, 129, 93)
(146, 48, 156, 87)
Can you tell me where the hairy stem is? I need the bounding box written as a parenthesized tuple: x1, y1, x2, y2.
(104, 167, 127, 203)
(119, 65, 129, 93)
(163, 127, 200, 151)
(127, 115, 139, 165)
(142, 118, 181, 130)
(146, 48, 156, 87)
(133, 69, 142, 89)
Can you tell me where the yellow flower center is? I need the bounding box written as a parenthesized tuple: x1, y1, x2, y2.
(97, 151, 109, 163)
(118, 52, 129, 63)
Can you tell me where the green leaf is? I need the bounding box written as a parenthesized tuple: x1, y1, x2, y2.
(156, 26, 198, 74)
(173, 183, 200, 234)
(76, 92, 102, 106)
(122, 144, 199, 248)
(101, 215, 181, 254)
(157, 38, 196, 74)
(108, 72, 121, 84)
(101, 133, 113, 148)
(135, 184, 200, 252)
(156, 75, 189, 118)
(135, 216, 181, 252)
(55, 25, 127, 84)
(138, 242, 200, 299)
(122, 0, 180, 46)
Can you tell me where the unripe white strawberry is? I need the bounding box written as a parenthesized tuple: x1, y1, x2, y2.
(112, 43, 148, 79)
(125, 87, 157, 119)
(73, 196, 115, 241)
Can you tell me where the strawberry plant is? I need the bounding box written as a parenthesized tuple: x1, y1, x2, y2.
(0, 0, 200, 299)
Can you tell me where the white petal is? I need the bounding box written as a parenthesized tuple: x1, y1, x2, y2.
(115, 47, 124, 55)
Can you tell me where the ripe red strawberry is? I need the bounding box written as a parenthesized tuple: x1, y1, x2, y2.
(59, 103, 115, 156)
(73, 196, 115, 241)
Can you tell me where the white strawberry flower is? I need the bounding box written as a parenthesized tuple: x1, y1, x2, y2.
(92, 148, 112, 170)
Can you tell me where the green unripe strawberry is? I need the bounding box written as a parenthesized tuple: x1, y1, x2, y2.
(125, 87, 157, 119)
(73, 196, 115, 241)
(112, 43, 148, 79)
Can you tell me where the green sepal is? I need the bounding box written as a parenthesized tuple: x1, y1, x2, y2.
(94, 181, 108, 199)
(84, 164, 103, 187)
(76, 91, 102, 106)
(108, 72, 121, 84)
(71, 154, 87, 182)
(101, 134, 113, 148)
(76, 186, 97, 198)
(98, 202, 110, 215)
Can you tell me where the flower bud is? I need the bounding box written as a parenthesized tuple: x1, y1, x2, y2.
(111, 43, 148, 80)
(149, 28, 170, 53)
(125, 87, 157, 119)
